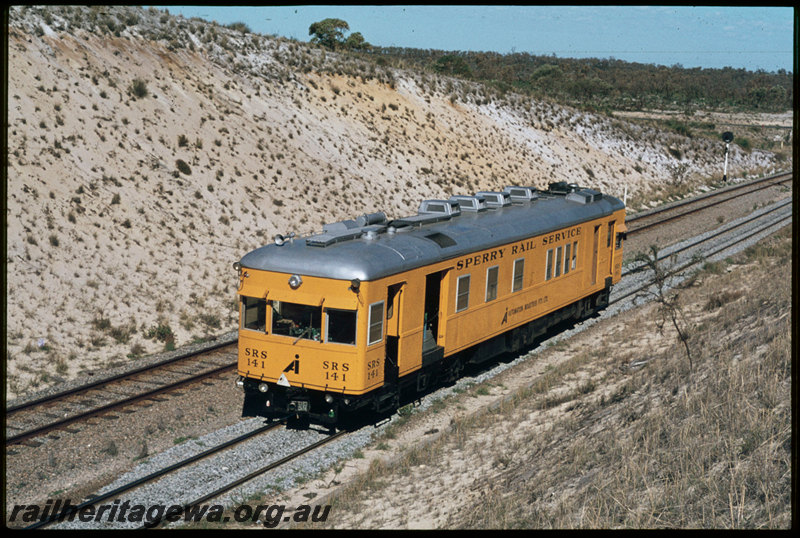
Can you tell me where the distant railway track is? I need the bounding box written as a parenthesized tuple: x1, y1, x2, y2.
(614, 198, 792, 307)
(5, 341, 237, 446)
(625, 171, 791, 235)
(5, 171, 791, 448)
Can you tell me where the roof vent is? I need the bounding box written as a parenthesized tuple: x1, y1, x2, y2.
(565, 188, 603, 204)
(418, 199, 461, 217)
(308, 212, 388, 247)
(424, 232, 457, 248)
(476, 191, 511, 208)
(448, 195, 488, 212)
(503, 186, 539, 203)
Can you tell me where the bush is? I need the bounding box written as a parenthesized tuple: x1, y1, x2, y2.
(175, 159, 192, 175)
(129, 77, 148, 98)
(225, 21, 251, 33)
(145, 323, 173, 342)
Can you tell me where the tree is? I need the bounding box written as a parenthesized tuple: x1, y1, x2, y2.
(308, 18, 349, 50)
(309, 18, 370, 51)
(344, 31, 369, 51)
(633, 245, 694, 374)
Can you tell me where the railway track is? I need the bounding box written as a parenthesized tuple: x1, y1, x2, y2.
(20, 422, 346, 529)
(613, 198, 792, 307)
(5, 341, 237, 446)
(624, 171, 791, 235)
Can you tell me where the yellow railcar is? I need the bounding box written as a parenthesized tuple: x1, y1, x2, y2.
(235, 183, 625, 426)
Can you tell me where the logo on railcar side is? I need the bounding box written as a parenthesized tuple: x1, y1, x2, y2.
(501, 295, 549, 325)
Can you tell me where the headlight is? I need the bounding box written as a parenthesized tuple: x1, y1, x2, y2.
(325, 394, 334, 404)
(258, 383, 269, 393)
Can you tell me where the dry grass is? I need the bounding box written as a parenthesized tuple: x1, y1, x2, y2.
(318, 228, 791, 529)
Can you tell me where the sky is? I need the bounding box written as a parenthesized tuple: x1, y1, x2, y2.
(155, 5, 794, 73)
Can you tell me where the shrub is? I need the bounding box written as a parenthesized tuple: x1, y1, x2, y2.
(225, 21, 251, 33)
(145, 323, 173, 342)
(175, 159, 192, 175)
(129, 77, 148, 98)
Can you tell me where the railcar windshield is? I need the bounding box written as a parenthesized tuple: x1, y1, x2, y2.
(271, 301, 322, 341)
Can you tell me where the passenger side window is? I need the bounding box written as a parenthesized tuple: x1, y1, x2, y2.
(456, 274, 470, 312)
(485, 266, 499, 302)
(326, 309, 357, 345)
(512, 258, 524, 292)
(554, 246, 563, 278)
(571, 241, 578, 270)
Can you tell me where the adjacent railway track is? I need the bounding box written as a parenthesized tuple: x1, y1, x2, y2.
(614, 198, 792, 307)
(20, 422, 347, 529)
(625, 171, 791, 235)
(5, 341, 237, 446)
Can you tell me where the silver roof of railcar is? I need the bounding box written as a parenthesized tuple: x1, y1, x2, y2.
(239, 186, 624, 282)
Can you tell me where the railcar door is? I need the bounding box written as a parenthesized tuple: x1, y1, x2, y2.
(422, 272, 442, 353)
(607, 221, 616, 275)
(384, 282, 404, 384)
(591, 224, 600, 285)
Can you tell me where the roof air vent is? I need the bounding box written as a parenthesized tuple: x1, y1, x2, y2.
(503, 186, 539, 203)
(565, 188, 603, 204)
(448, 195, 488, 212)
(418, 199, 461, 217)
(547, 182, 579, 195)
(476, 191, 511, 208)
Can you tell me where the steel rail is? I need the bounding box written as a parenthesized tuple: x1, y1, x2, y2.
(625, 171, 791, 223)
(621, 198, 791, 279)
(144, 429, 349, 529)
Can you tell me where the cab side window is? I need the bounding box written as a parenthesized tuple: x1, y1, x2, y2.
(241, 296, 266, 331)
